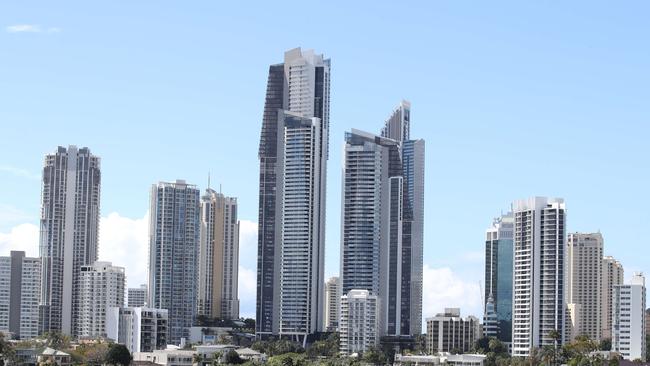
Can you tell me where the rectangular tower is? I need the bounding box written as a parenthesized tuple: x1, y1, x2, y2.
(566, 232, 603, 341)
(256, 48, 330, 343)
(484, 213, 514, 346)
(197, 189, 240, 320)
(78, 261, 125, 338)
(511, 197, 566, 357)
(39, 145, 101, 336)
(324, 277, 341, 332)
(0, 251, 41, 339)
(128, 284, 148, 308)
(148, 180, 200, 344)
(602, 256, 624, 339)
(612, 273, 646, 360)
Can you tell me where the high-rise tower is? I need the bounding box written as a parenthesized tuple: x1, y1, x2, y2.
(566, 232, 603, 341)
(148, 180, 200, 344)
(256, 48, 330, 343)
(511, 197, 566, 357)
(484, 213, 514, 346)
(197, 188, 240, 320)
(39, 145, 101, 336)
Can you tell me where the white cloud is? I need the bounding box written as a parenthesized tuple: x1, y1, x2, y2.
(238, 265, 256, 319)
(0, 165, 40, 180)
(6, 24, 42, 33)
(0, 223, 39, 257)
(99, 212, 149, 288)
(0, 204, 36, 229)
(5, 25, 61, 34)
(422, 264, 482, 321)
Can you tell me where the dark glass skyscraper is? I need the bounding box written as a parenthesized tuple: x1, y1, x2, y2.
(484, 213, 513, 345)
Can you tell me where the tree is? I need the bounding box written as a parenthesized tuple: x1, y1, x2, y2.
(105, 344, 132, 366)
(0, 333, 16, 366)
(361, 346, 386, 365)
(41, 331, 71, 350)
(600, 338, 612, 351)
(306, 333, 338, 359)
(223, 350, 244, 365)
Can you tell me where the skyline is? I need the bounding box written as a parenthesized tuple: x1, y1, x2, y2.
(1, 1, 650, 322)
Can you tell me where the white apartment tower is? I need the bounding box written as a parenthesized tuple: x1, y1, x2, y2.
(512, 197, 566, 357)
(78, 261, 125, 338)
(128, 284, 148, 308)
(324, 276, 341, 332)
(39, 145, 101, 336)
(566, 232, 603, 341)
(339, 290, 379, 355)
(197, 188, 240, 320)
(148, 180, 200, 344)
(256, 48, 330, 344)
(426, 308, 481, 354)
(106, 307, 168, 353)
(0, 251, 41, 339)
(612, 273, 646, 361)
(602, 256, 624, 339)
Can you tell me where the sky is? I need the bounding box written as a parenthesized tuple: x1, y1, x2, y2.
(1, 1, 649, 321)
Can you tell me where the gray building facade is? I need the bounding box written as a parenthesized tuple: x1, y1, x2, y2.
(148, 180, 200, 344)
(38, 145, 101, 336)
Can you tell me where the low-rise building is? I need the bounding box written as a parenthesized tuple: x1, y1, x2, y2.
(133, 349, 195, 366)
(394, 353, 486, 366)
(106, 307, 168, 353)
(426, 309, 480, 355)
(38, 348, 72, 366)
(188, 326, 232, 345)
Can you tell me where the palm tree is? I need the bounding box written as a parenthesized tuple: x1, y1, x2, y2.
(193, 353, 204, 366)
(548, 329, 562, 365)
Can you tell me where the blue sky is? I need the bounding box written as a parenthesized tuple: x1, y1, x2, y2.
(1, 1, 649, 319)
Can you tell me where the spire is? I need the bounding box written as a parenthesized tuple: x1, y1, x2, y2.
(207, 172, 211, 190)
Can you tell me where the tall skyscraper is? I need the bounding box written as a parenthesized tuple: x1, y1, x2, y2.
(0, 251, 41, 339)
(339, 102, 424, 345)
(256, 48, 330, 343)
(511, 197, 566, 357)
(78, 261, 125, 338)
(324, 276, 341, 332)
(484, 213, 514, 346)
(39, 145, 101, 336)
(566, 232, 603, 341)
(128, 284, 148, 308)
(197, 188, 240, 320)
(602, 256, 624, 339)
(381, 101, 425, 337)
(148, 180, 200, 344)
(612, 273, 646, 361)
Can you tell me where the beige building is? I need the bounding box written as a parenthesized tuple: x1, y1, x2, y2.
(197, 188, 240, 320)
(566, 233, 603, 341)
(323, 276, 340, 332)
(602, 256, 624, 339)
(426, 308, 480, 355)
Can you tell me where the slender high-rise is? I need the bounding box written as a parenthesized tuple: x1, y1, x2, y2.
(381, 101, 425, 336)
(39, 145, 101, 336)
(566, 232, 603, 341)
(602, 256, 624, 339)
(511, 197, 566, 357)
(484, 213, 514, 346)
(324, 276, 341, 332)
(256, 48, 330, 343)
(148, 180, 200, 344)
(197, 188, 240, 320)
(339, 101, 424, 348)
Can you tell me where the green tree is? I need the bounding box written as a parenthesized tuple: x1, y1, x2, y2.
(223, 350, 244, 365)
(41, 331, 71, 350)
(600, 338, 612, 351)
(306, 333, 338, 359)
(0, 333, 16, 366)
(105, 344, 132, 366)
(361, 346, 386, 365)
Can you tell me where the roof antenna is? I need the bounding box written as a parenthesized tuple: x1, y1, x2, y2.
(207, 171, 211, 190)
